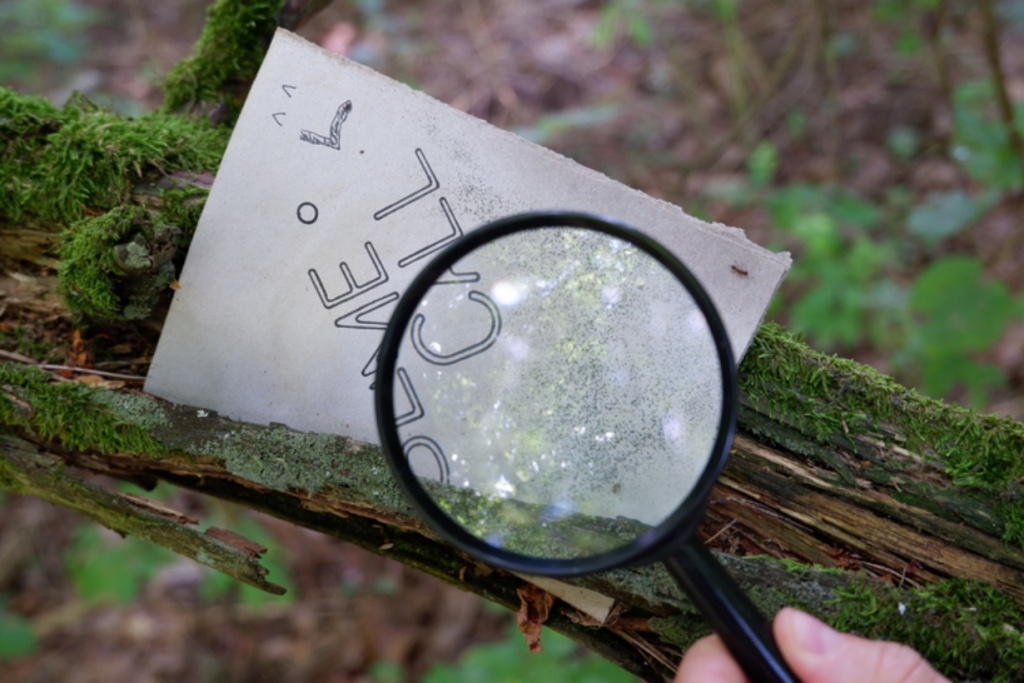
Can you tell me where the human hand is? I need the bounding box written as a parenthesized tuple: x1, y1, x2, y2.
(675, 607, 949, 683)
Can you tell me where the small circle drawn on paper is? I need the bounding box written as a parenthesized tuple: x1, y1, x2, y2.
(297, 202, 319, 225)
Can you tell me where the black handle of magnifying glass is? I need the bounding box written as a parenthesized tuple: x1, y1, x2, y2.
(665, 540, 799, 683)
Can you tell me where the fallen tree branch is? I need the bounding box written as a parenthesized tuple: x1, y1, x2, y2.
(2, 360, 1023, 680)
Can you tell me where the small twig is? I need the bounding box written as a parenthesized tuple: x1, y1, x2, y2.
(1, 349, 146, 382)
(614, 628, 679, 673)
(924, 0, 952, 114)
(980, 0, 1024, 191)
(860, 560, 925, 590)
(38, 365, 147, 382)
(814, 0, 841, 178)
(693, 10, 814, 178)
(92, 358, 153, 370)
(0, 349, 39, 365)
(705, 518, 739, 545)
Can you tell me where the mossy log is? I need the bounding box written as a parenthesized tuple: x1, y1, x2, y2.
(1, 354, 1023, 681)
(2, 0, 1024, 680)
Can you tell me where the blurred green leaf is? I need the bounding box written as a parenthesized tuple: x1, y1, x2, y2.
(895, 28, 923, 55)
(910, 256, 1012, 353)
(0, 604, 37, 660)
(832, 194, 882, 230)
(785, 110, 807, 139)
(907, 190, 998, 246)
(512, 104, 622, 145)
(918, 354, 1004, 405)
(591, 4, 623, 48)
(828, 32, 860, 58)
(370, 660, 405, 683)
(872, 0, 939, 22)
(65, 526, 176, 604)
(591, 0, 654, 49)
(767, 184, 824, 229)
(792, 213, 841, 260)
(952, 82, 1024, 189)
(628, 14, 654, 47)
(424, 624, 634, 683)
(710, 0, 739, 23)
(198, 566, 236, 602)
(846, 238, 892, 281)
(0, 0, 101, 83)
(747, 141, 778, 187)
(791, 272, 865, 348)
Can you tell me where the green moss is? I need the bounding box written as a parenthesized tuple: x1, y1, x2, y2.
(0, 87, 219, 320)
(58, 204, 187, 320)
(830, 578, 1024, 681)
(0, 362, 165, 455)
(153, 184, 210, 235)
(740, 323, 1024, 545)
(0, 87, 226, 225)
(161, 0, 285, 121)
(645, 561, 1024, 680)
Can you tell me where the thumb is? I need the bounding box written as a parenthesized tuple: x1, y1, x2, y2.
(773, 608, 949, 683)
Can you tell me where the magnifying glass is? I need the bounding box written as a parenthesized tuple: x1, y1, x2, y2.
(374, 212, 797, 682)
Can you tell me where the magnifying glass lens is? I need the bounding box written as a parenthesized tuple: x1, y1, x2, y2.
(390, 226, 724, 560)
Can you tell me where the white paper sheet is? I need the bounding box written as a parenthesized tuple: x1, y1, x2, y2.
(145, 29, 790, 443)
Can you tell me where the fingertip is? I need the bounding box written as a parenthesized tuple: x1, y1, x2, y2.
(773, 608, 949, 683)
(675, 635, 747, 683)
(774, 607, 841, 655)
(773, 608, 848, 681)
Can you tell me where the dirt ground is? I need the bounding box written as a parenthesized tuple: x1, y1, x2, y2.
(3, 0, 1024, 680)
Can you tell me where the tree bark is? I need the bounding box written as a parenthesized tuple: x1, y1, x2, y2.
(1, 350, 1023, 681)
(2, 1, 1024, 680)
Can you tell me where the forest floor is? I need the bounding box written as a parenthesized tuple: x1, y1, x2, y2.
(3, 0, 1024, 681)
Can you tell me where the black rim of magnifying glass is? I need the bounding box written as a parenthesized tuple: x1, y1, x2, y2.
(374, 211, 738, 578)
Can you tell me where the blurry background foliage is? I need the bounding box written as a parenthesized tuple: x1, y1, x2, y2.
(0, 0, 100, 82)
(592, 0, 1024, 410)
(2, 0, 1024, 681)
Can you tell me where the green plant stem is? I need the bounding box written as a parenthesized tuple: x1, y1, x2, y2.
(813, 0, 841, 178)
(979, 0, 1024, 192)
(925, 0, 953, 119)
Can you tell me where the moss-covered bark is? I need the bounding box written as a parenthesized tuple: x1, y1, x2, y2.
(0, 88, 226, 226)
(0, 86, 223, 318)
(1, 361, 1022, 680)
(0, 431, 285, 596)
(741, 324, 1024, 546)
